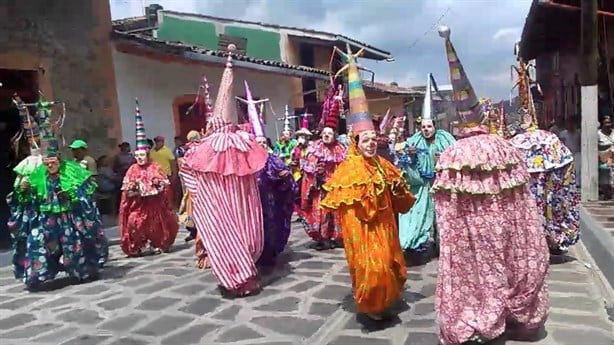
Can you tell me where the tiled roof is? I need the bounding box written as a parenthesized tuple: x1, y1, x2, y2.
(111, 20, 331, 79)
(159, 10, 392, 59)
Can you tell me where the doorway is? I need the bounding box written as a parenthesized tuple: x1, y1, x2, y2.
(176, 99, 207, 140)
(0, 68, 38, 248)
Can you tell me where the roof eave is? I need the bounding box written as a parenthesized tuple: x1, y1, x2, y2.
(519, 0, 543, 60)
(112, 33, 330, 81)
(335, 36, 393, 61)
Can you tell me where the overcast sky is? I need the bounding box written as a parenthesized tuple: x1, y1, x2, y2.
(110, 0, 532, 101)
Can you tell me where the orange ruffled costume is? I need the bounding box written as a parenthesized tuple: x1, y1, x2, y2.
(321, 141, 415, 314)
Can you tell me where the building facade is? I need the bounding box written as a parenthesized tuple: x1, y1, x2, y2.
(519, 0, 614, 126)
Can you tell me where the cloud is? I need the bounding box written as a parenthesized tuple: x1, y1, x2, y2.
(493, 27, 522, 42)
(110, 0, 533, 101)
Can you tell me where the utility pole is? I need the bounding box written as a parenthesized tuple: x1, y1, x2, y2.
(580, 0, 599, 201)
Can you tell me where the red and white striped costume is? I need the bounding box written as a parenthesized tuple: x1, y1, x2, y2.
(181, 119, 267, 292)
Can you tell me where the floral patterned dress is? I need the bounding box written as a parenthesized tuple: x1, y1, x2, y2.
(509, 129, 580, 249)
(7, 160, 108, 288)
(432, 130, 549, 344)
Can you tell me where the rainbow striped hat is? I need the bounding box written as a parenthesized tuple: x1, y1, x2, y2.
(134, 98, 149, 152)
(334, 44, 374, 134)
(438, 25, 481, 125)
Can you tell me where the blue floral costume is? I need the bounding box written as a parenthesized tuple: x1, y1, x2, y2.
(7, 160, 108, 288)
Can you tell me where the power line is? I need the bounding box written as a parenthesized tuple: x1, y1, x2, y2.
(407, 6, 451, 51)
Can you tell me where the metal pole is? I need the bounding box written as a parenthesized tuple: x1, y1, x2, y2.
(580, 0, 599, 201)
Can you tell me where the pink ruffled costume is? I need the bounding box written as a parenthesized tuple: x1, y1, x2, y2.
(433, 128, 549, 344)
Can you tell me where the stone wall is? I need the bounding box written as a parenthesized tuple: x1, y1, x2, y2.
(0, 0, 122, 158)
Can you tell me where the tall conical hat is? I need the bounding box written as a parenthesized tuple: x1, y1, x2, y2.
(134, 98, 149, 152)
(422, 73, 434, 122)
(212, 45, 236, 123)
(244, 80, 265, 137)
(378, 108, 392, 134)
(334, 44, 374, 134)
(295, 110, 312, 136)
(324, 84, 343, 131)
(438, 26, 481, 125)
(36, 95, 60, 158)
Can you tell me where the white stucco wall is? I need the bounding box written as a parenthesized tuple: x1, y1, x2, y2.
(112, 48, 296, 145)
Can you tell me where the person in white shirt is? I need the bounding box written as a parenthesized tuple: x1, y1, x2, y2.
(598, 115, 613, 199)
(558, 116, 581, 184)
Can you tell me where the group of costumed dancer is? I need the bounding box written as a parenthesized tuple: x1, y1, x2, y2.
(5, 22, 583, 343)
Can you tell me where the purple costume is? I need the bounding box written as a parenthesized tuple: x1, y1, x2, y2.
(256, 154, 298, 267)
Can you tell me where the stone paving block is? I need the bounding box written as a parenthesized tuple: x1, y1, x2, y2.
(160, 323, 218, 345)
(74, 284, 111, 295)
(0, 313, 36, 330)
(251, 316, 325, 338)
(288, 280, 320, 293)
(547, 270, 588, 283)
(0, 297, 42, 310)
(58, 309, 102, 325)
(313, 284, 349, 301)
(34, 297, 79, 310)
(329, 335, 392, 345)
(549, 296, 602, 312)
(420, 283, 436, 297)
(118, 276, 153, 287)
(403, 318, 436, 330)
(135, 315, 194, 336)
(60, 335, 111, 345)
(29, 326, 79, 344)
(171, 283, 209, 296)
(99, 313, 146, 332)
(309, 302, 339, 317)
(108, 337, 149, 345)
(547, 281, 592, 294)
(159, 268, 193, 277)
(134, 280, 174, 294)
(97, 297, 132, 311)
(216, 325, 264, 343)
(212, 305, 242, 321)
(0, 322, 57, 339)
(548, 312, 613, 332)
(179, 296, 223, 315)
(135, 296, 180, 311)
(402, 331, 440, 345)
(550, 327, 613, 345)
(296, 261, 332, 270)
(412, 302, 435, 316)
(254, 296, 301, 312)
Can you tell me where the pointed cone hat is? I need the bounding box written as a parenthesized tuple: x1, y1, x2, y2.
(438, 25, 481, 125)
(283, 105, 291, 133)
(296, 111, 312, 136)
(244, 80, 265, 137)
(212, 45, 236, 123)
(422, 73, 434, 122)
(378, 108, 392, 134)
(134, 98, 149, 152)
(335, 44, 374, 134)
(36, 94, 60, 158)
(202, 76, 214, 121)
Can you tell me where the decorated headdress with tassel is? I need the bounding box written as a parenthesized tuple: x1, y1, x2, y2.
(438, 25, 482, 127)
(36, 94, 63, 158)
(209, 44, 236, 131)
(244, 80, 265, 138)
(134, 98, 149, 152)
(325, 84, 343, 132)
(12, 94, 41, 153)
(295, 110, 313, 136)
(334, 44, 374, 135)
(511, 42, 539, 130)
(319, 81, 336, 130)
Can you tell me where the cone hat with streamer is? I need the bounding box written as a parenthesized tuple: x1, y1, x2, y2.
(212, 44, 236, 124)
(334, 44, 374, 134)
(438, 25, 481, 126)
(244, 80, 265, 138)
(378, 108, 392, 134)
(296, 110, 313, 136)
(134, 98, 149, 152)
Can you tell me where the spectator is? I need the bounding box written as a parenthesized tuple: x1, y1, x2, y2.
(113, 142, 135, 182)
(96, 155, 119, 193)
(69, 139, 97, 175)
(598, 115, 613, 199)
(173, 135, 185, 159)
(558, 116, 581, 184)
(150, 135, 179, 207)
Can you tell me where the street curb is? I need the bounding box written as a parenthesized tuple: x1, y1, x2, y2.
(579, 205, 614, 291)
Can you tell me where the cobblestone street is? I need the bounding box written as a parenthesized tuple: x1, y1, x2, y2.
(0, 224, 612, 345)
